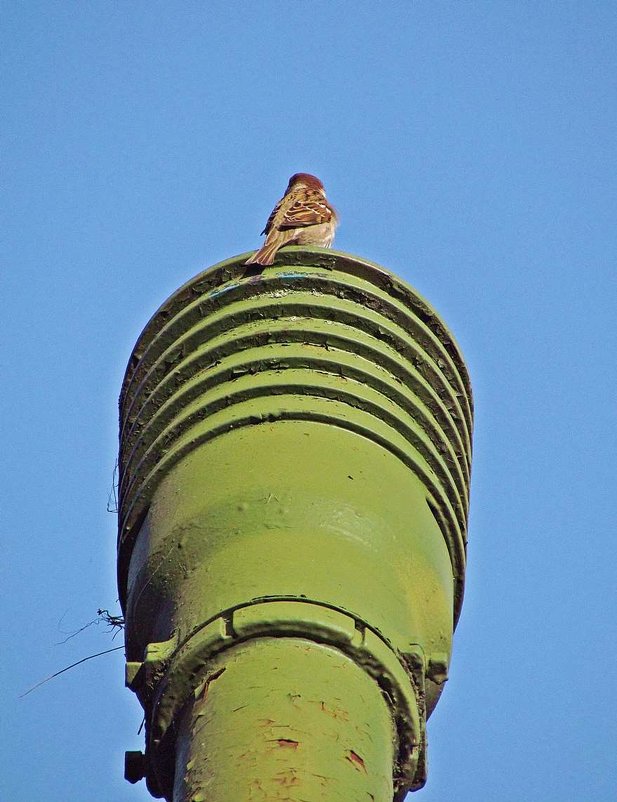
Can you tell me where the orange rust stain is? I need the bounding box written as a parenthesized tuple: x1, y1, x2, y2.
(274, 738, 299, 749)
(346, 750, 367, 773)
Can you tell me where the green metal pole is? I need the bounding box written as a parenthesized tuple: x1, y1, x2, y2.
(172, 638, 395, 801)
(118, 247, 473, 801)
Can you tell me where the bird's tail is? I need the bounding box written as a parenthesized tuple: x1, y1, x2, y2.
(244, 239, 281, 266)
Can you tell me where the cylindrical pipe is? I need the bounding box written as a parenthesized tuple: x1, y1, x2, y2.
(118, 247, 473, 799)
(172, 638, 395, 802)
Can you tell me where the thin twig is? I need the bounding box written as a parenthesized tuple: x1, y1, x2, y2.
(20, 646, 125, 698)
(55, 617, 100, 645)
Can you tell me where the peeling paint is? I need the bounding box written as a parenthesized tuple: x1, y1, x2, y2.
(318, 700, 350, 721)
(273, 769, 300, 787)
(347, 749, 367, 773)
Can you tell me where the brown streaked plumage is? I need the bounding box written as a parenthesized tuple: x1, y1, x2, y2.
(245, 173, 338, 266)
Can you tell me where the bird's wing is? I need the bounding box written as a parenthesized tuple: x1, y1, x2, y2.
(279, 191, 334, 229)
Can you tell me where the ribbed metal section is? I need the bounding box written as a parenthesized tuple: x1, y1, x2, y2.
(118, 248, 473, 620)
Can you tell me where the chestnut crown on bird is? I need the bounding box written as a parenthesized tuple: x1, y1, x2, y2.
(245, 173, 338, 266)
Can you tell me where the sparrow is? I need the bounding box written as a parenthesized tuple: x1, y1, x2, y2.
(245, 173, 338, 266)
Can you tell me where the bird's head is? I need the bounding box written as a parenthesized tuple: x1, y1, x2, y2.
(286, 173, 325, 192)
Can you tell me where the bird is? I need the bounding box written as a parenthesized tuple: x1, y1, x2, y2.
(245, 173, 338, 266)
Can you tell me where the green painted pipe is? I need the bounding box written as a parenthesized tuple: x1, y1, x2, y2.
(118, 247, 473, 801)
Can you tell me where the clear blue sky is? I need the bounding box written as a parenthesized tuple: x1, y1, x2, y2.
(3, 3, 616, 800)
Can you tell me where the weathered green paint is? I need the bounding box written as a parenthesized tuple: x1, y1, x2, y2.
(118, 247, 473, 801)
(172, 638, 395, 802)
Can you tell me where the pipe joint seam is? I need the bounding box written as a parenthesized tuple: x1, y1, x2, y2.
(127, 599, 428, 799)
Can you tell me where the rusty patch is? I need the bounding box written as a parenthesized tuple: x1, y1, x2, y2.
(346, 750, 367, 773)
(274, 738, 299, 749)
